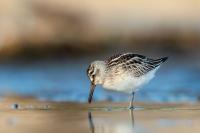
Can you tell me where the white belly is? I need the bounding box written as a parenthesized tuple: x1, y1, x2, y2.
(102, 67, 159, 93)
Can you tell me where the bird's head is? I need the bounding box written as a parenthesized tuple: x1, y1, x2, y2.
(87, 61, 106, 103)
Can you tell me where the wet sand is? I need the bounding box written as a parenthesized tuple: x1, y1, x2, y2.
(0, 97, 200, 133)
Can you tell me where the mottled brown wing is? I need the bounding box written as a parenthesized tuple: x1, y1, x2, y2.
(106, 53, 168, 77)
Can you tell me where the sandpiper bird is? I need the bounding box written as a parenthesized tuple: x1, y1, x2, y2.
(87, 53, 168, 108)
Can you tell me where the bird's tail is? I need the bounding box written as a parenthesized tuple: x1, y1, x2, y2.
(160, 57, 168, 63)
(148, 57, 168, 67)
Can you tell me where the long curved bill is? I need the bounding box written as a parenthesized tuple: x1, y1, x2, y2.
(88, 83, 96, 103)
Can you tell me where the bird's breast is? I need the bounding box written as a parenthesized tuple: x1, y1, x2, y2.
(102, 74, 136, 93)
(102, 68, 158, 93)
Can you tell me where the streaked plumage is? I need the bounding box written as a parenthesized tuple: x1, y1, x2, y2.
(87, 53, 168, 106)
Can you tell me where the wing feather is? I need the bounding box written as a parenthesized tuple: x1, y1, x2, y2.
(106, 53, 168, 77)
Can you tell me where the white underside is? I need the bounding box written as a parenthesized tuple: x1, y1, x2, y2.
(102, 67, 159, 94)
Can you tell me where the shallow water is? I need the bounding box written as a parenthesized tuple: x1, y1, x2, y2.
(0, 60, 199, 102)
(1, 100, 200, 133)
(87, 109, 200, 133)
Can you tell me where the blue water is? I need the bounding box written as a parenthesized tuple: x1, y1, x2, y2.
(0, 60, 199, 103)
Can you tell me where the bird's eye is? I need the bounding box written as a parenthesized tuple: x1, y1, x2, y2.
(92, 74, 95, 78)
(89, 66, 94, 74)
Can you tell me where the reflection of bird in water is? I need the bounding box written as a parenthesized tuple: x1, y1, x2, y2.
(87, 53, 168, 108)
(88, 112, 95, 133)
(130, 109, 134, 130)
(88, 110, 135, 133)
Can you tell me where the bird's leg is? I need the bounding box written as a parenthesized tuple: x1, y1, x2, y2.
(129, 92, 135, 109)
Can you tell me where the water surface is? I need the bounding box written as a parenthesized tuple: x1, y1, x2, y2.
(0, 60, 199, 102)
(1, 99, 200, 133)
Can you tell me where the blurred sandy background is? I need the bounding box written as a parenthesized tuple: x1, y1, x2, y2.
(0, 0, 200, 61)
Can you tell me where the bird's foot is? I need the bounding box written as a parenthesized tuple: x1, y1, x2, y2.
(129, 106, 135, 110)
